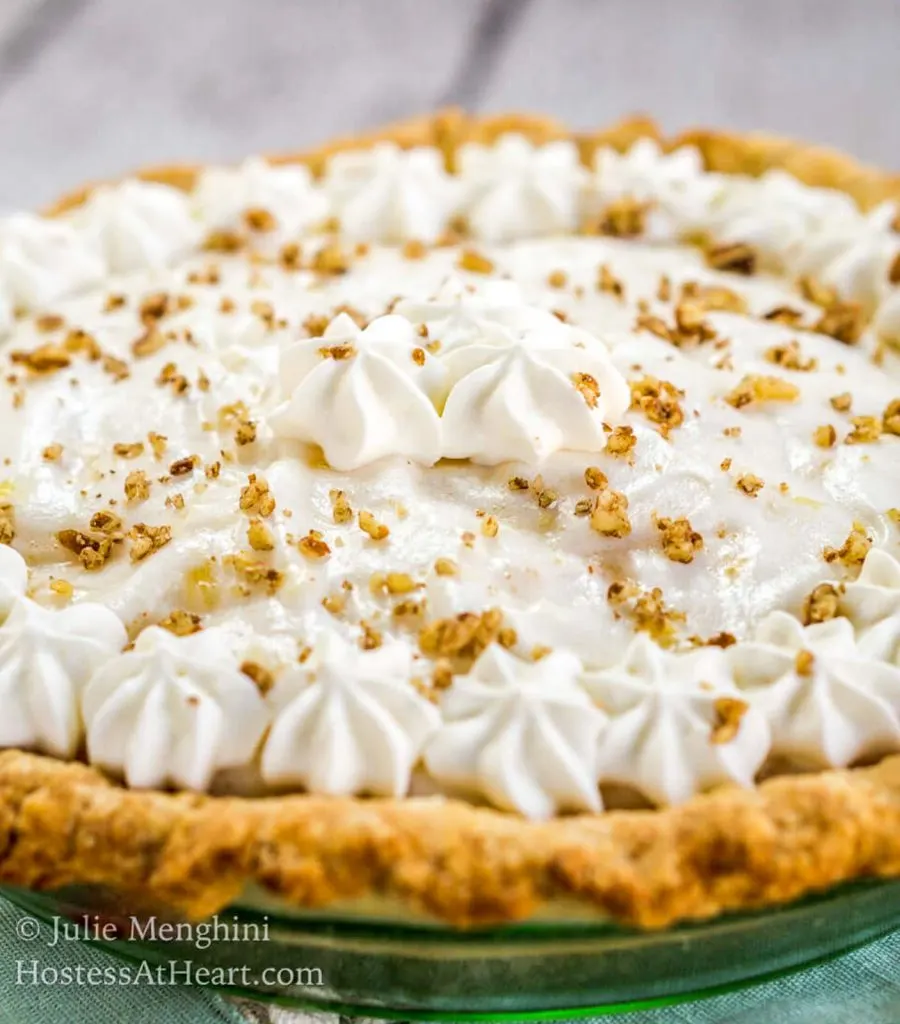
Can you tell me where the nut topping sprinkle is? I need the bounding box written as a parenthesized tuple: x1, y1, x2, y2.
(706, 242, 757, 275)
(724, 375, 800, 408)
(655, 515, 704, 563)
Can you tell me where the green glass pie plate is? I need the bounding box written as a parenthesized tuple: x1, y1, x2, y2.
(3, 880, 900, 1019)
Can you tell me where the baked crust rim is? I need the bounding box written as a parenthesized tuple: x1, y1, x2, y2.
(4, 109, 900, 930)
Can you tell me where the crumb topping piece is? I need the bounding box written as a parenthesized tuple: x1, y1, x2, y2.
(605, 425, 637, 459)
(592, 197, 650, 238)
(129, 523, 172, 563)
(706, 242, 757, 275)
(571, 371, 600, 408)
(763, 340, 817, 372)
(457, 248, 494, 274)
(845, 415, 883, 445)
(297, 530, 330, 559)
(629, 376, 684, 436)
(607, 581, 686, 647)
(710, 697, 749, 744)
(823, 522, 872, 569)
(813, 424, 837, 449)
(802, 583, 840, 625)
(329, 489, 353, 524)
(358, 510, 390, 541)
(160, 610, 203, 636)
(589, 488, 632, 538)
(247, 519, 275, 552)
(735, 473, 765, 497)
(584, 466, 608, 490)
(239, 475, 275, 517)
(655, 515, 704, 563)
(419, 608, 511, 672)
(724, 375, 800, 408)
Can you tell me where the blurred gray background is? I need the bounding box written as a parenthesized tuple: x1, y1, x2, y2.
(0, 0, 898, 210)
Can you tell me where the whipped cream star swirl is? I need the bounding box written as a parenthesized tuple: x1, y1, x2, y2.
(82, 626, 270, 791)
(840, 549, 900, 663)
(194, 156, 329, 237)
(393, 273, 547, 356)
(733, 611, 900, 769)
(425, 645, 606, 819)
(0, 593, 125, 758)
(261, 632, 440, 797)
(0, 213, 104, 312)
(269, 312, 445, 469)
(323, 142, 460, 243)
(0, 543, 27, 619)
(592, 137, 723, 239)
(811, 201, 900, 308)
(458, 134, 588, 242)
(582, 634, 770, 807)
(440, 323, 630, 464)
(709, 169, 861, 271)
(70, 180, 203, 273)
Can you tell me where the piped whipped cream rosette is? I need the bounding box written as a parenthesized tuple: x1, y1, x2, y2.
(269, 312, 446, 469)
(194, 156, 330, 238)
(0, 213, 104, 313)
(0, 544, 126, 758)
(591, 137, 726, 240)
(732, 611, 900, 770)
(81, 626, 270, 791)
(69, 179, 203, 273)
(323, 142, 461, 243)
(457, 134, 589, 242)
(583, 634, 771, 807)
(269, 299, 630, 469)
(0, 543, 28, 620)
(839, 548, 900, 663)
(438, 321, 630, 464)
(261, 631, 440, 797)
(393, 273, 541, 356)
(425, 644, 606, 820)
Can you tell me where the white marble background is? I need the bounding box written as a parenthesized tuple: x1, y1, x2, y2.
(0, 0, 898, 210)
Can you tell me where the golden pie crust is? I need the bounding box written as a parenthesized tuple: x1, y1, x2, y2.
(4, 109, 900, 930)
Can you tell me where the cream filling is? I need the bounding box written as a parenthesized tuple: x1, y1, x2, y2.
(1, 201, 899, 815)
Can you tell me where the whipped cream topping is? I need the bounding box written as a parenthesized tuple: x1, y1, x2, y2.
(733, 612, 900, 769)
(323, 143, 460, 243)
(194, 157, 329, 237)
(0, 595, 125, 758)
(0, 214, 104, 313)
(584, 635, 770, 806)
(840, 548, 900, 663)
(262, 632, 439, 797)
(458, 134, 588, 242)
(440, 322, 629, 463)
(425, 644, 605, 819)
(0, 543, 27, 620)
(393, 273, 546, 356)
(709, 170, 861, 270)
(875, 287, 900, 344)
(82, 626, 269, 790)
(270, 312, 445, 469)
(592, 138, 723, 239)
(0, 133, 899, 817)
(70, 180, 203, 273)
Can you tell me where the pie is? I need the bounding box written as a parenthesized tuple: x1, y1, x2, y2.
(1, 111, 900, 930)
